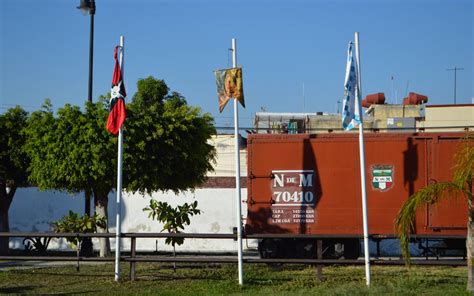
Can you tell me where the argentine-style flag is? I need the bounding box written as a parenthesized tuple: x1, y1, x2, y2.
(342, 42, 361, 130)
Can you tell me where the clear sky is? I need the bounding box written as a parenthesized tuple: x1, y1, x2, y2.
(1, 0, 472, 128)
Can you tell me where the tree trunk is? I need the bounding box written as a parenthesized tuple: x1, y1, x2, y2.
(0, 201, 10, 255)
(468, 219, 474, 292)
(94, 191, 111, 257)
(80, 188, 94, 257)
(0, 185, 15, 255)
(173, 245, 176, 272)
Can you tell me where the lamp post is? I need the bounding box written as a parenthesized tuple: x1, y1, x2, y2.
(78, 0, 95, 104)
(77, 0, 95, 217)
(77, 0, 96, 257)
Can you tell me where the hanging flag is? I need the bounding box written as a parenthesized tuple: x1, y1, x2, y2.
(342, 42, 361, 130)
(106, 46, 126, 135)
(214, 67, 245, 113)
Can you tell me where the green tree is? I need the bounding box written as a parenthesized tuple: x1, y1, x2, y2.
(0, 106, 29, 254)
(395, 134, 473, 291)
(25, 77, 216, 257)
(124, 76, 216, 194)
(26, 99, 116, 256)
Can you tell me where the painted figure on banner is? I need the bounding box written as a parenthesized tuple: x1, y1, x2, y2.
(214, 67, 245, 112)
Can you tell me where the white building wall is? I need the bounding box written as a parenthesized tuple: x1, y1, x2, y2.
(419, 105, 474, 131)
(9, 187, 255, 252)
(119, 188, 253, 252)
(207, 135, 247, 177)
(8, 134, 254, 252)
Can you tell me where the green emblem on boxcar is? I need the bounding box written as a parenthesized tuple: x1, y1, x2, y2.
(372, 165, 393, 191)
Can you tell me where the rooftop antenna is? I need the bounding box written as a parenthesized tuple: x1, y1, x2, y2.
(404, 80, 410, 100)
(390, 75, 394, 104)
(302, 83, 305, 113)
(446, 66, 464, 104)
(227, 47, 233, 68)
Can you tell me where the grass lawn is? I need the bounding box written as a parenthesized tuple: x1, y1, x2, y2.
(0, 262, 469, 295)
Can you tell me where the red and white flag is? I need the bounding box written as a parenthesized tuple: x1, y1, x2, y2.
(106, 46, 126, 135)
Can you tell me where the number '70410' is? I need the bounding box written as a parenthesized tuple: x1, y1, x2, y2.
(273, 191, 314, 203)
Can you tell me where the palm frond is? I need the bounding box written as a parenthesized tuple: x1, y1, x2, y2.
(452, 137, 474, 192)
(396, 133, 474, 265)
(395, 182, 464, 265)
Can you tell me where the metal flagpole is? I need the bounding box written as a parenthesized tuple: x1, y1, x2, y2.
(355, 32, 371, 287)
(114, 35, 125, 282)
(232, 38, 244, 286)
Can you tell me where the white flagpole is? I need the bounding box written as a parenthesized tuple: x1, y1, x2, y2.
(232, 38, 244, 286)
(355, 32, 371, 287)
(114, 35, 125, 282)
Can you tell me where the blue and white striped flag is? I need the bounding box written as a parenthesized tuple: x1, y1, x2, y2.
(342, 42, 362, 130)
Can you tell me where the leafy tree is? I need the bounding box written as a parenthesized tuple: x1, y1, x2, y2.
(127, 77, 216, 269)
(124, 76, 216, 194)
(25, 77, 216, 257)
(26, 100, 116, 257)
(395, 134, 473, 291)
(0, 106, 29, 254)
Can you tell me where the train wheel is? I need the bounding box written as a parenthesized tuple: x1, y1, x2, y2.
(343, 239, 361, 259)
(294, 239, 316, 258)
(258, 239, 280, 259)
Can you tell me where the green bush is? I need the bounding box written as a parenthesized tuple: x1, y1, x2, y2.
(52, 211, 106, 248)
(143, 200, 201, 247)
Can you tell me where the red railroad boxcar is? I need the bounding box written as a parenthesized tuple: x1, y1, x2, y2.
(245, 132, 469, 259)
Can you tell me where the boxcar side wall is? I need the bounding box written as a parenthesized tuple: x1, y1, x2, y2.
(245, 132, 468, 238)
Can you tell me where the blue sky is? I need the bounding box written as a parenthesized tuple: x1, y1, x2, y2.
(1, 0, 472, 128)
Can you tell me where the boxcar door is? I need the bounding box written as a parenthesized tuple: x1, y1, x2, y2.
(426, 135, 467, 233)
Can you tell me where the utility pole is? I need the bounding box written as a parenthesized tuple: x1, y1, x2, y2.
(447, 66, 464, 104)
